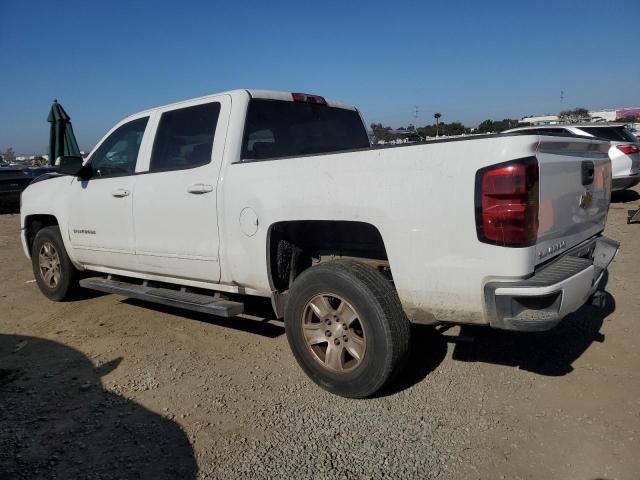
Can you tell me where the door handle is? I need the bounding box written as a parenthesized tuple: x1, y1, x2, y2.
(187, 184, 214, 194)
(111, 188, 130, 198)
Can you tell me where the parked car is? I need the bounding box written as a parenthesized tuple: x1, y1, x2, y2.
(25, 166, 58, 180)
(505, 124, 640, 191)
(0, 166, 58, 210)
(20, 89, 619, 398)
(0, 167, 32, 209)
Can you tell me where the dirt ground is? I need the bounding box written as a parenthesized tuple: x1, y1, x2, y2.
(1, 188, 639, 479)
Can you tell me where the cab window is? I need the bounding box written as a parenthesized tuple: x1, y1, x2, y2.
(149, 102, 221, 172)
(90, 117, 149, 177)
(241, 99, 370, 160)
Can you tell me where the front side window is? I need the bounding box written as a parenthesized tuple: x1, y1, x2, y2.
(150, 102, 221, 172)
(90, 117, 148, 177)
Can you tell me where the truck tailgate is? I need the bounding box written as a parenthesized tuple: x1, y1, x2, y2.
(535, 136, 611, 265)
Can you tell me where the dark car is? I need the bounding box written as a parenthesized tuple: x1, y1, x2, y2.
(0, 165, 57, 210)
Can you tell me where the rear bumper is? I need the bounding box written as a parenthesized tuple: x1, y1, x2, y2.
(484, 236, 619, 331)
(612, 175, 640, 191)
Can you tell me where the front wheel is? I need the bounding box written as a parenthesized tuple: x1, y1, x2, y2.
(285, 260, 411, 398)
(31, 226, 80, 301)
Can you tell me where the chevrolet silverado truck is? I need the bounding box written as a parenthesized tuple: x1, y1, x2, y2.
(20, 89, 619, 398)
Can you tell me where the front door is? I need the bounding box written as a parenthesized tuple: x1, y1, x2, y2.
(132, 96, 230, 282)
(68, 116, 149, 270)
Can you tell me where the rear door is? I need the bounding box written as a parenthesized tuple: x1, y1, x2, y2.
(535, 136, 611, 264)
(132, 96, 230, 282)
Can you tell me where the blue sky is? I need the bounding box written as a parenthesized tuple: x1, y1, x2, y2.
(1, 0, 639, 154)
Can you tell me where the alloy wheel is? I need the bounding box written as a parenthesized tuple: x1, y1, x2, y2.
(38, 241, 61, 289)
(301, 294, 367, 372)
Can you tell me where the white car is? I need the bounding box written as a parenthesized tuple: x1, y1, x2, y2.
(506, 124, 640, 191)
(20, 90, 619, 398)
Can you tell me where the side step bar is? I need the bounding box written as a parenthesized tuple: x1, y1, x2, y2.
(79, 276, 244, 318)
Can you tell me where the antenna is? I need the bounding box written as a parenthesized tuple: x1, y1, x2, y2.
(560, 90, 565, 103)
(414, 106, 419, 120)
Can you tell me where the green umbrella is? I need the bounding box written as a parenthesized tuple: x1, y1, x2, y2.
(47, 99, 81, 166)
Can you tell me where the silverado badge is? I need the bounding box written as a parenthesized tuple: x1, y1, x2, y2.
(538, 240, 567, 260)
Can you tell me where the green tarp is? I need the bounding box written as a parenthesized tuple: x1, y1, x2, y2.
(47, 99, 80, 166)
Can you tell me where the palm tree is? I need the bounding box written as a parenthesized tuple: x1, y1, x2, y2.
(434, 113, 442, 137)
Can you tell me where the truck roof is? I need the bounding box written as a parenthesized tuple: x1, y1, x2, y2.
(128, 89, 358, 120)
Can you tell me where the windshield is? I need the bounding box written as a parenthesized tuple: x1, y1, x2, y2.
(241, 99, 370, 160)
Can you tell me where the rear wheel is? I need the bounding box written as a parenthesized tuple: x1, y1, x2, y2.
(31, 226, 80, 301)
(285, 260, 410, 398)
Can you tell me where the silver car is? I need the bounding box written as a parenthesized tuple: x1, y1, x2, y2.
(506, 124, 640, 191)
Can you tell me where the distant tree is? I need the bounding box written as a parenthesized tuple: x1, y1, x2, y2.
(442, 121, 465, 136)
(434, 113, 442, 136)
(477, 119, 495, 134)
(370, 123, 394, 142)
(407, 124, 415, 131)
(2, 147, 16, 162)
(476, 119, 521, 134)
(417, 125, 436, 138)
(558, 107, 590, 123)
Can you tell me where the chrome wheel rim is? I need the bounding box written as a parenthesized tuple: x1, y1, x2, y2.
(302, 294, 367, 373)
(38, 241, 61, 289)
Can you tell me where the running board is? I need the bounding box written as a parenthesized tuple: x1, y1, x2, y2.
(79, 276, 244, 317)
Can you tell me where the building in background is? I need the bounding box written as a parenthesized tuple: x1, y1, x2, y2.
(520, 107, 640, 125)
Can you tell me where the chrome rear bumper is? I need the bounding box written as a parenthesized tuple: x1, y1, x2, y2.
(485, 236, 619, 331)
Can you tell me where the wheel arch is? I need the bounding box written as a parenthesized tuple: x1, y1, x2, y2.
(266, 220, 392, 317)
(24, 214, 60, 258)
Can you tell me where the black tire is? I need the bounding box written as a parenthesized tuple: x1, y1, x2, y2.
(285, 259, 411, 398)
(31, 226, 80, 301)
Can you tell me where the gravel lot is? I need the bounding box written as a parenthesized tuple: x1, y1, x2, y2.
(1, 188, 639, 479)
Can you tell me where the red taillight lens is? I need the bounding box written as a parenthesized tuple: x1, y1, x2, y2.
(475, 158, 539, 247)
(616, 144, 639, 155)
(292, 92, 327, 105)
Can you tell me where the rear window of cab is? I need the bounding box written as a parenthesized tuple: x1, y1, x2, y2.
(241, 99, 370, 161)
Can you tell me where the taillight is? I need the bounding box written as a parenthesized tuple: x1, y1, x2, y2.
(292, 92, 327, 105)
(616, 144, 639, 155)
(475, 157, 539, 247)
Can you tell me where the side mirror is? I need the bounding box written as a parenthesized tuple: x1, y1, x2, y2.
(58, 156, 92, 179)
(58, 156, 84, 175)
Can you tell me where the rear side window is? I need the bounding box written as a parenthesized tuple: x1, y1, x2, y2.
(150, 102, 221, 172)
(580, 127, 637, 142)
(241, 99, 370, 160)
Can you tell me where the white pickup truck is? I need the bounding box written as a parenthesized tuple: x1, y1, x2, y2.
(20, 89, 619, 398)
